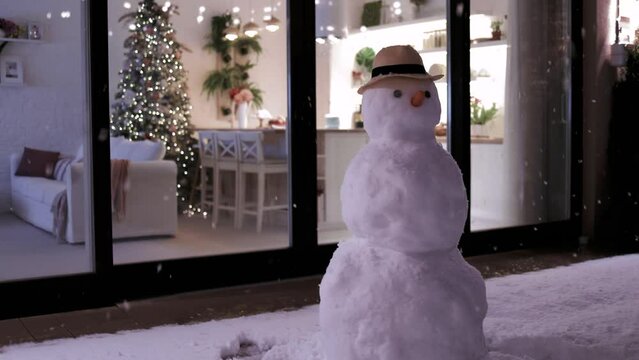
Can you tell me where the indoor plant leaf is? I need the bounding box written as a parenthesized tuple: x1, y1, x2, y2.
(204, 14, 232, 61)
(233, 36, 263, 56)
(355, 47, 376, 73)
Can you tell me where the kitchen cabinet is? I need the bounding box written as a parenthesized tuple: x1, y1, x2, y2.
(0, 36, 43, 55)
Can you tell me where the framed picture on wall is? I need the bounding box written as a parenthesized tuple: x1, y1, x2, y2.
(0, 56, 24, 85)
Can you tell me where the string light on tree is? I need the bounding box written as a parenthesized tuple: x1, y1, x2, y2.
(111, 0, 198, 212)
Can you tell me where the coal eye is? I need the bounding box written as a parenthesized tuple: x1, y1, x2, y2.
(393, 89, 402, 98)
(424, 90, 431, 98)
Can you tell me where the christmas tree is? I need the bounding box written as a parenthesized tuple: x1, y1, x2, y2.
(111, 0, 197, 212)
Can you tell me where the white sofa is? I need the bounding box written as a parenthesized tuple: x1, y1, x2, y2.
(9, 137, 178, 244)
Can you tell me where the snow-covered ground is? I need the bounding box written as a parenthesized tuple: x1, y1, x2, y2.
(1, 254, 638, 360)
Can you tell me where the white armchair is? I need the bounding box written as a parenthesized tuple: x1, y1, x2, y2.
(65, 160, 178, 243)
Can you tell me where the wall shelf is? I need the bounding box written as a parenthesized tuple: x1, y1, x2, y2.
(350, 15, 447, 36)
(0, 37, 43, 44)
(471, 39, 507, 48)
(420, 39, 508, 54)
(420, 46, 446, 54)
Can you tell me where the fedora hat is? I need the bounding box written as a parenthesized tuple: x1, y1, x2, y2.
(357, 45, 443, 94)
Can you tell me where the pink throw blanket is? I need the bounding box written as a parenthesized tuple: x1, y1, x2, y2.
(51, 190, 67, 243)
(51, 159, 130, 242)
(111, 159, 130, 222)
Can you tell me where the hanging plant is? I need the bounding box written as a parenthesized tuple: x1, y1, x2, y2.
(204, 14, 232, 63)
(203, 63, 263, 106)
(203, 13, 264, 119)
(234, 36, 262, 56)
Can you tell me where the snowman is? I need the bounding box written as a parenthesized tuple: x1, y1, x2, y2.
(319, 45, 488, 360)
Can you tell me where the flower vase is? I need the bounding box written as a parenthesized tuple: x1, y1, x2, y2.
(236, 102, 249, 129)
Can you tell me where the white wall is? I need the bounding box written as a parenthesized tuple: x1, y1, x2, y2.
(107, 0, 288, 129)
(0, 0, 87, 213)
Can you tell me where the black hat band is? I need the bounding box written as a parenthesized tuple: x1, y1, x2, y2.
(371, 64, 427, 78)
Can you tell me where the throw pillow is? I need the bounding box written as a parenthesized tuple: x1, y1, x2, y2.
(15, 147, 60, 179)
(53, 157, 74, 182)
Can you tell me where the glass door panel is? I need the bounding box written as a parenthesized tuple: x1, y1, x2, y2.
(0, 0, 95, 281)
(107, 0, 290, 264)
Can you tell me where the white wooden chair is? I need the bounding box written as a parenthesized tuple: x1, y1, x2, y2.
(237, 131, 288, 233)
(212, 131, 241, 228)
(198, 131, 216, 213)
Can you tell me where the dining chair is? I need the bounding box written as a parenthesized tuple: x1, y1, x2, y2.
(237, 131, 288, 233)
(212, 131, 241, 228)
(198, 130, 216, 213)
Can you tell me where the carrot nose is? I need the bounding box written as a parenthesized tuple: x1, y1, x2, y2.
(411, 91, 425, 107)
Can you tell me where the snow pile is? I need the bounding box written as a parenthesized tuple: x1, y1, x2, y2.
(484, 254, 639, 360)
(1, 254, 639, 360)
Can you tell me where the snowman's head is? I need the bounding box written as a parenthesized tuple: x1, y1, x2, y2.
(362, 78, 441, 142)
(358, 45, 443, 142)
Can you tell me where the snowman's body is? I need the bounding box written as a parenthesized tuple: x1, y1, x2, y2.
(319, 47, 488, 360)
(340, 139, 467, 254)
(320, 238, 487, 360)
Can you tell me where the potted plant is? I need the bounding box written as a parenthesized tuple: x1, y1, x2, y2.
(353, 47, 376, 85)
(470, 96, 498, 137)
(491, 19, 503, 40)
(0, 18, 20, 54)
